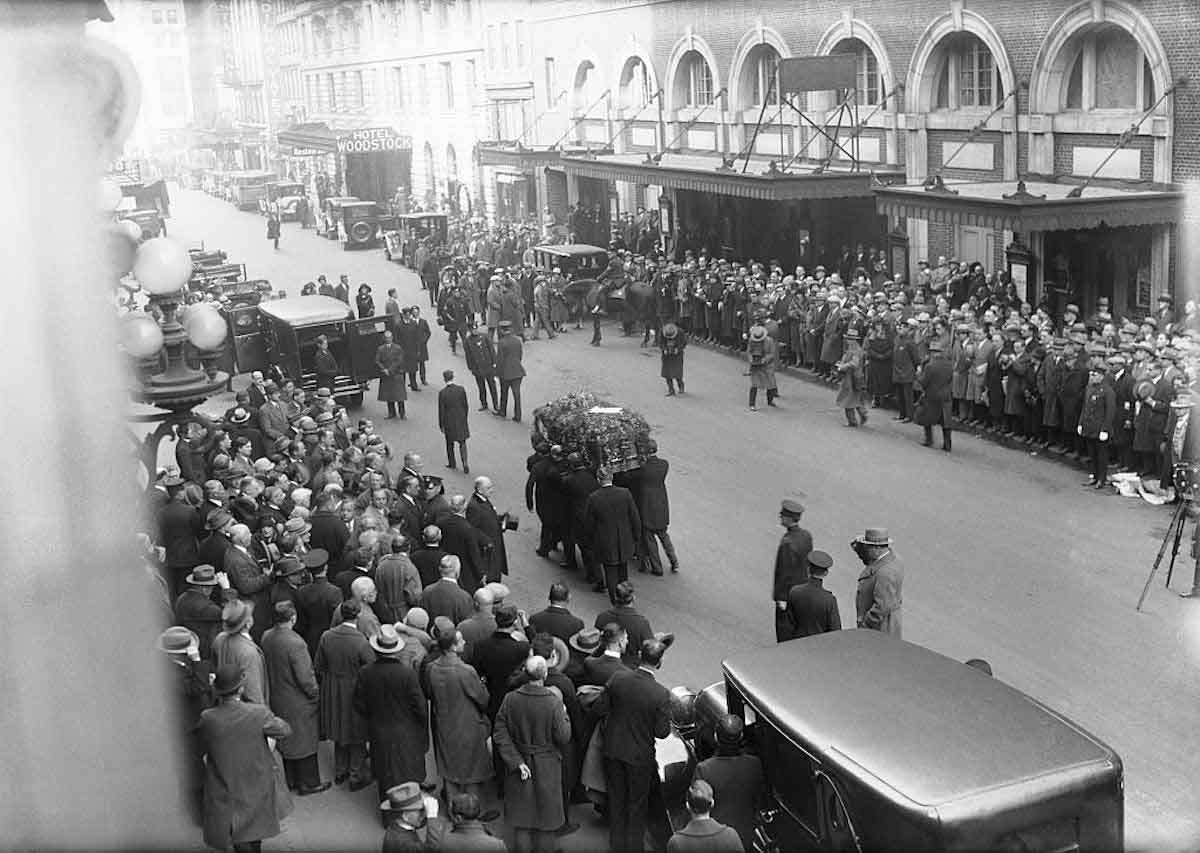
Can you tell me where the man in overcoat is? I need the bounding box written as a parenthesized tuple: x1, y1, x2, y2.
(427, 629, 493, 804)
(772, 499, 812, 643)
(693, 715, 764, 852)
(159, 626, 213, 825)
(784, 551, 841, 640)
(585, 467, 642, 602)
(495, 320, 526, 422)
(353, 624, 430, 802)
(173, 564, 225, 661)
(394, 311, 423, 392)
(631, 441, 677, 576)
(294, 549, 342, 658)
(437, 369, 471, 473)
(261, 601, 328, 795)
(562, 454, 600, 583)
(492, 655, 572, 853)
(464, 323, 500, 414)
(313, 334, 339, 398)
(915, 338, 954, 452)
(1079, 362, 1117, 488)
(159, 486, 203, 599)
(315, 599, 375, 790)
(853, 528, 904, 639)
(196, 663, 293, 852)
(212, 599, 269, 705)
(467, 476, 509, 583)
(419, 554, 476, 625)
(594, 581, 654, 668)
(374, 330, 408, 420)
(224, 524, 272, 644)
(526, 443, 564, 558)
(472, 604, 531, 723)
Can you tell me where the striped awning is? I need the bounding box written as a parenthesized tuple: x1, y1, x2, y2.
(477, 143, 564, 169)
(560, 151, 898, 201)
(875, 179, 1182, 232)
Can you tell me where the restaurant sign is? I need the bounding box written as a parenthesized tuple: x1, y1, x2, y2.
(336, 127, 411, 154)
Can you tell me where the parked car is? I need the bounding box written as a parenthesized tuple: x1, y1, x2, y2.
(231, 295, 387, 407)
(317, 197, 361, 241)
(666, 630, 1124, 852)
(228, 170, 277, 211)
(337, 201, 396, 251)
(261, 180, 306, 220)
(383, 212, 448, 264)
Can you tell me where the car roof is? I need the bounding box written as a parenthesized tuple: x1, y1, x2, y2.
(258, 296, 353, 326)
(723, 630, 1116, 807)
(533, 244, 607, 257)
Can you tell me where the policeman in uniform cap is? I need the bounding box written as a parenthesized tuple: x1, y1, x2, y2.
(772, 497, 813, 643)
(784, 551, 841, 640)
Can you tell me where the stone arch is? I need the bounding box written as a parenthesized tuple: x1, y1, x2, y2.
(728, 25, 792, 112)
(664, 32, 722, 113)
(906, 9, 1016, 114)
(611, 44, 660, 112)
(1029, 0, 1172, 115)
(567, 43, 605, 115)
(815, 18, 898, 97)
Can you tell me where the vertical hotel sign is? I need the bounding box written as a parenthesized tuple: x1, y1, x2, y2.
(261, 0, 280, 162)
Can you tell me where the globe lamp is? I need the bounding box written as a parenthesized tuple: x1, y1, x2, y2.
(119, 312, 163, 358)
(183, 303, 227, 350)
(133, 236, 192, 296)
(120, 219, 144, 243)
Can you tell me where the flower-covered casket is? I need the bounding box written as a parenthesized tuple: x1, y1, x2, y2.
(533, 391, 653, 473)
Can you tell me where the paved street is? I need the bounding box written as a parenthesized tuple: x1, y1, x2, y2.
(167, 186, 1200, 850)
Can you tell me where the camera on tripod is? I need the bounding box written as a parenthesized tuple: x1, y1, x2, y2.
(1173, 462, 1200, 501)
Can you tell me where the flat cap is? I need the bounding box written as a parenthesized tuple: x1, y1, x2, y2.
(301, 548, 329, 568)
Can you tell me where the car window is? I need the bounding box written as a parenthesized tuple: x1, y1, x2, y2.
(754, 716, 821, 838)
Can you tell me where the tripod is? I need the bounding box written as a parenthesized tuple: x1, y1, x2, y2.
(1137, 495, 1194, 611)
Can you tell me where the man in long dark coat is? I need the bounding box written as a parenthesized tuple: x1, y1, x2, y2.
(375, 330, 408, 420)
(915, 338, 955, 452)
(585, 468, 641, 603)
(772, 499, 812, 643)
(173, 564, 225, 661)
(495, 320, 526, 422)
(466, 476, 509, 583)
(315, 600, 374, 790)
(630, 441, 677, 576)
(353, 625, 430, 802)
(427, 629, 493, 803)
(394, 312, 423, 392)
(314, 334, 339, 396)
(492, 656, 572, 853)
(784, 551, 841, 640)
(562, 454, 600, 583)
(438, 497, 488, 594)
(437, 369, 471, 473)
(464, 323, 500, 413)
(295, 549, 342, 658)
(261, 601, 327, 795)
(526, 445, 565, 559)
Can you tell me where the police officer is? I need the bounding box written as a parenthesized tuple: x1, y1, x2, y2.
(772, 498, 813, 643)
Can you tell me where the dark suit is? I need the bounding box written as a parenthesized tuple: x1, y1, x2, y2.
(196, 531, 231, 578)
(159, 500, 203, 597)
(528, 605, 583, 644)
(693, 752, 765, 852)
(419, 578, 474, 626)
(466, 493, 508, 583)
(224, 545, 272, 644)
(392, 494, 425, 540)
(309, 509, 350, 562)
(630, 456, 676, 575)
(438, 382, 471, 468)
(410, 546, 448, 589)
(594, 604, 653, 668)
(562, 467, 600, 579)
(471, 631, 531, 721)
(495, 334, 526, 420)
(581, 652, 628, 687)
(295, 576, 343, 659)
(585, 484, 641, 599)
(438, 513, 488, 593)
(464, 332, 498, 410)
(599, 667, 671, 853)
(175, 587, 224, 660)
(785, 578, 842, 640)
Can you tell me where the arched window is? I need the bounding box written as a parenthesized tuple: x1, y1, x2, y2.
(833, 38, 882, 106)
(572, 60, 598, 113)
(740, 45, 780, 107)
(445, 144, 458, 183)
(933, 33, 1003, 109)
(619, 57, 652, 111)
(423, 142, 435, 192)
(680, 51, 713, 107)
(1064, 26, 1154, 111)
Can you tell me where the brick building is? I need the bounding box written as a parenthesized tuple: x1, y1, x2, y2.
(495, 0, 1198, 316)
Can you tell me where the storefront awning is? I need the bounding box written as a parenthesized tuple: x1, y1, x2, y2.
(875, 178, 1182, 232)
(560, 151, 900, 201)
(477, 142, 565, 169)
(277, 123, 340, 154)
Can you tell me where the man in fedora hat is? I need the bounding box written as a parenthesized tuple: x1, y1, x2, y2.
(225, 523, 273, 644)
(174, 564, 229, 661)
(852, 528, 904, 639)
(495, 320, 526, 422)
(660, 322, 687, 396)
(213, 599, 269, 705)
(158, 625, 213, 825)
(746, 323, 779, 412)
(426, 627, 493, 806)
(784, 551, 841, 640)
(835, 327, 869, 426)
(581, 623, 628, 687)
(354, 624, 429, 802)
(196, 663, 293, 852)
(916, 337, 954, 451)
(262, 601, 328, 796)
(381, 782, 450, 850)
(772, 498, 812, 643)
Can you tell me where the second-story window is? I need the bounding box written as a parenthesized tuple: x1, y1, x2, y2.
(686, 53, 713, 107)
(441, 62, 455, 112)
(166, 8, 178, 25)
(934, 33, 1002, 109)
(464, 59, 476, 106)
(500, 22, 512, 69)
(352, 70, 364, 109)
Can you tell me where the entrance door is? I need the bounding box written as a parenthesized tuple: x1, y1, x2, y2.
(958, 225, 996, 270)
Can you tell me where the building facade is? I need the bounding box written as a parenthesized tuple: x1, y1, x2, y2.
(501, 0, 1197, 316)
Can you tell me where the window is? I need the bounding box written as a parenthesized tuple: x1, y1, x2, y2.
(441, 62, 455, 112)
(157, 56, 186, 117)
(544, 57, 558, 106)
(934, 34, 1002, 109)
(166, 8, 178, 25)
(685, 53, 714, 106)
(464, 59, 476, 106)
(437, 0, 449, 28)
(515, 20, 528, 68)
(487, 25, 498, 70)
(151, 9, 163, 24)
(1064, 27, 1153, 111)
(417, 64, 429, 112)
(833, 39, 881, 106)
(500, 22, 512, 69)
(351, 70, 364, 109)
(751, 50, 780, 106)
(393, 66, 407, 111)
(621, 58, 652, 110)
(326, 72, 337, 111)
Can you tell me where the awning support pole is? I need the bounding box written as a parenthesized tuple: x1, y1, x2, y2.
(516, 89, 568, 147)
(646, 88, 728, 165)
(549, 89, 612, 151)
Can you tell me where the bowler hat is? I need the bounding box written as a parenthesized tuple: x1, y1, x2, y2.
(275, 556, 305, 577)
(157, 626, 198, 654)
(853, 527, 892, 547)
(569, 627, 601, 655)
(315, 388, 332, 399)
(380, 782, 423, 812)
(780, 498, 805, 517)
(205, 509, 234, 531)
(370, 624, 405, 655)
(498, 320, 513, 329)
(212, 663, 246, 696)
(186, 564, 220, 586)
(808, 550, 833, 573)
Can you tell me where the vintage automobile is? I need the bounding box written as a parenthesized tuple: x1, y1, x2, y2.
(231, 295, 387, 407)
(667, 630, 1124, 852)
(189, 261, 246, 294)
(337, 200, 397, 251)
(383, 212, 449, 264)
(530, 243, 635, 316)
(317, 196, 361, 241)
(117, 205, 165, 240)
(261, 180, 306, 220)
(228, 170, 277, 211)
